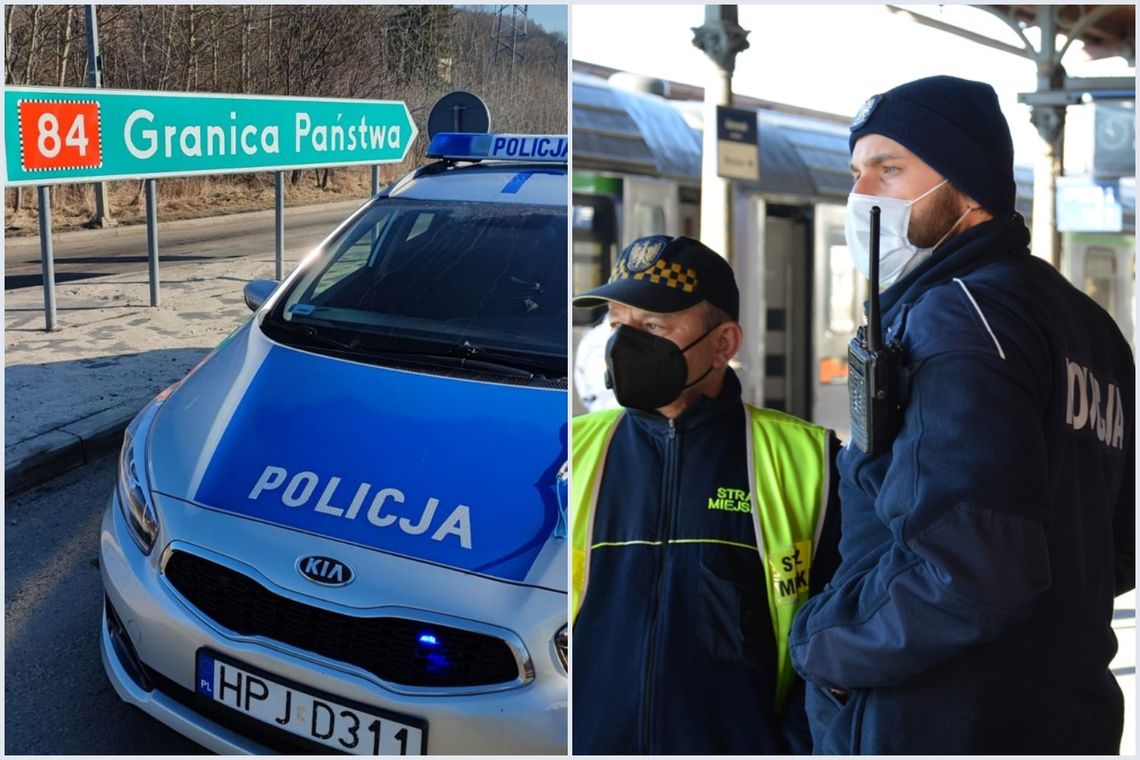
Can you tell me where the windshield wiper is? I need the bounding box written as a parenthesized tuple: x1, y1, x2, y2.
(262, 319, 540, 378)
(455, 341, 566, 379)
(262, 318, 361, 352)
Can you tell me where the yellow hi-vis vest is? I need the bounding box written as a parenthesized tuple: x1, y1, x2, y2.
(571, 405, 830, 712)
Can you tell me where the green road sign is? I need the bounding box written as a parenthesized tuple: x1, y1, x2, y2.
(3, 86, 418, 186)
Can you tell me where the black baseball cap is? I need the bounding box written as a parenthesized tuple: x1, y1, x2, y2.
(573, 235, 739, 321)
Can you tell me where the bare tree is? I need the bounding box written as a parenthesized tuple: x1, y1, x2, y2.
(54, 6, 75, 87)
(4, 5, 567, 217)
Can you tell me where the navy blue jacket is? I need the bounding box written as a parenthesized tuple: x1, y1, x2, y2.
(573, 370, 841, 755)
(789, 214, 1135, 754)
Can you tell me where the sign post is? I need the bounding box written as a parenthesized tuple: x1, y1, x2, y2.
(3, 86, 418, 328)
(146, 179, 159, 306)
(275, 171, 285, 280)
(37, 186, 57, 330)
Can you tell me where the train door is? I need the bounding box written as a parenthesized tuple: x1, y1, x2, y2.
(763, 205, 812, 419)
(622, 175, 681, 241)
(731, 196, 813, 421)
(1065, 234, 1136, 348)
(812, 203, 864, 441)
(572, 193, 618, 416)
(572, 193, 618, 328)
(679, 185, 701, 239)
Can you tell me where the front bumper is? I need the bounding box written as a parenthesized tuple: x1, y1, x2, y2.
(99, 490, 567, 755)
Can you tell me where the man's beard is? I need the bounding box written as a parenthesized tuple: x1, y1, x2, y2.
(908, 184, 965, 249)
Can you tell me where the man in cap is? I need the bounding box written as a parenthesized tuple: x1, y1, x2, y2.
(789, 75, 1135, 753)
(570, 234, 841, 754)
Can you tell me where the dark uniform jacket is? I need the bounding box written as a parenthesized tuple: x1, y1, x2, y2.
(790, 213, 1135, 754)
(573, 370, 841, 755)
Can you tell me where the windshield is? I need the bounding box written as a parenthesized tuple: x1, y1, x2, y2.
(265, 198, 567, 378)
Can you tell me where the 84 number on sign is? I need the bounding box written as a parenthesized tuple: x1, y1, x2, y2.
(18, 100, 103, 172)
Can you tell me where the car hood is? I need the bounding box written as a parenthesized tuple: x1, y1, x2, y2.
(149, 321, 568, 590)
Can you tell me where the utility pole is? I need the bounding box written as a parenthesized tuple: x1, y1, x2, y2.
(492, 5, 529, 79)
(691, 6, 749, 262)
(1025, 8, 1065, 269)
(85, 4, 114, 228)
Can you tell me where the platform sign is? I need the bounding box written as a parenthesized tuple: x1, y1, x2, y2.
(717, 105, 759, 182)
(1057, 176, 1124, 233)
(3, 86, 418, 186)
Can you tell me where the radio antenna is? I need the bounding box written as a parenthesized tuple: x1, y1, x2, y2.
(866, 205, 882, 352)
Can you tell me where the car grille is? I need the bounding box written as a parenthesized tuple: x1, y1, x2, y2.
(163, 550, 522, 688)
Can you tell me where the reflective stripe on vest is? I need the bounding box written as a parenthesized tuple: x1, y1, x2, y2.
(570, 404, 828, 712)
(569, 407, 624, 621)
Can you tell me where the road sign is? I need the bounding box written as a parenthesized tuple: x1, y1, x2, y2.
(4, 86, 418, 186)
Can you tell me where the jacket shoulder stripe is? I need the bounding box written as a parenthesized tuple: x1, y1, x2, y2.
(952, 278, 1007, 360)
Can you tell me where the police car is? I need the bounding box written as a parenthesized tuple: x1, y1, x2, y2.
(99, 131, 568, 754)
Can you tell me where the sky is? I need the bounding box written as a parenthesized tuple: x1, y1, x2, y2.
(463, 4, 568, 37)
(570, 4, 1135, 166)
(527, 4, 568, 37)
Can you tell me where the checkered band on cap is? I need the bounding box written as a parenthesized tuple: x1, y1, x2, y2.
(611, 258, 699, 294)
(573, 235, 739, 320)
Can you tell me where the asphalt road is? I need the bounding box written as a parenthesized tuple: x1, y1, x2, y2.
(4, 448, 205, 754)
(4, 200, 362, 290)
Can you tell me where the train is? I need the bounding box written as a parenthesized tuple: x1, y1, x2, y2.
(571, 70, 1136, 438)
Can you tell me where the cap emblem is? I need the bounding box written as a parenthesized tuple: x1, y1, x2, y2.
(850, 94, 881, 131)
(624, 238, 666, 273)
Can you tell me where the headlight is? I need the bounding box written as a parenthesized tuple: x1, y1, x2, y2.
(554, 624, 568, 674)
(115, 390, 169, 554)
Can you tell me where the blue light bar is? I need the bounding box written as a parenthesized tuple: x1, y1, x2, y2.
(426, 133, 568, 163)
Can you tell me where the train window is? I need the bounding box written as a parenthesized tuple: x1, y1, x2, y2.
(827, 242, 859, 336)
(573, 239, 607, 326)
(632, 203, 667, 237)
(574, 240, 606, 291)
(572, 195, 617, 326)
(573, 204, 596, 229)
(1083, 247, 1117, 315)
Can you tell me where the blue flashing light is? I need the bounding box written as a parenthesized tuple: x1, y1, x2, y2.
(426, 132, 568, 163)
(426, 652, 453, 673)
(418, 632, 440, 647)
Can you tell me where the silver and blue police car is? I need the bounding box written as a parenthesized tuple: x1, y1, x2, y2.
(100, 131, 569, 754)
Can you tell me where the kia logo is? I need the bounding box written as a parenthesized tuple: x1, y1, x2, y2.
(297, 555, 354, 587)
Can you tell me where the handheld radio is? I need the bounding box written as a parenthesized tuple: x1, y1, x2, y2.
(847, 205, 903, 454)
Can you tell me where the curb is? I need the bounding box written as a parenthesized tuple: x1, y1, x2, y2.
(4, 395, 151, 497)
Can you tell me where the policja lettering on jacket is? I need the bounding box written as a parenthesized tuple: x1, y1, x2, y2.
(1065, 357, 1126, 449)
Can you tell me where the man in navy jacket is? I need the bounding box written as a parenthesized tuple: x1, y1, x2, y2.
(790, 75, 1135, 754)
(572, 236, 842, 754)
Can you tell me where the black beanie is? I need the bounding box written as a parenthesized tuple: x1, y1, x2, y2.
(849, 75, 1016, 215)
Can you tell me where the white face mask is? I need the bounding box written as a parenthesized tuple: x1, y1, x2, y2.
(845, 179, 969, 291)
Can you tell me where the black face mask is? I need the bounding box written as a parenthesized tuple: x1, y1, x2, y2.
(604, 324, 716, 412)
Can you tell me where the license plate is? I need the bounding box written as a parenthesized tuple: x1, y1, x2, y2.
(196, 651, 426, 755)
